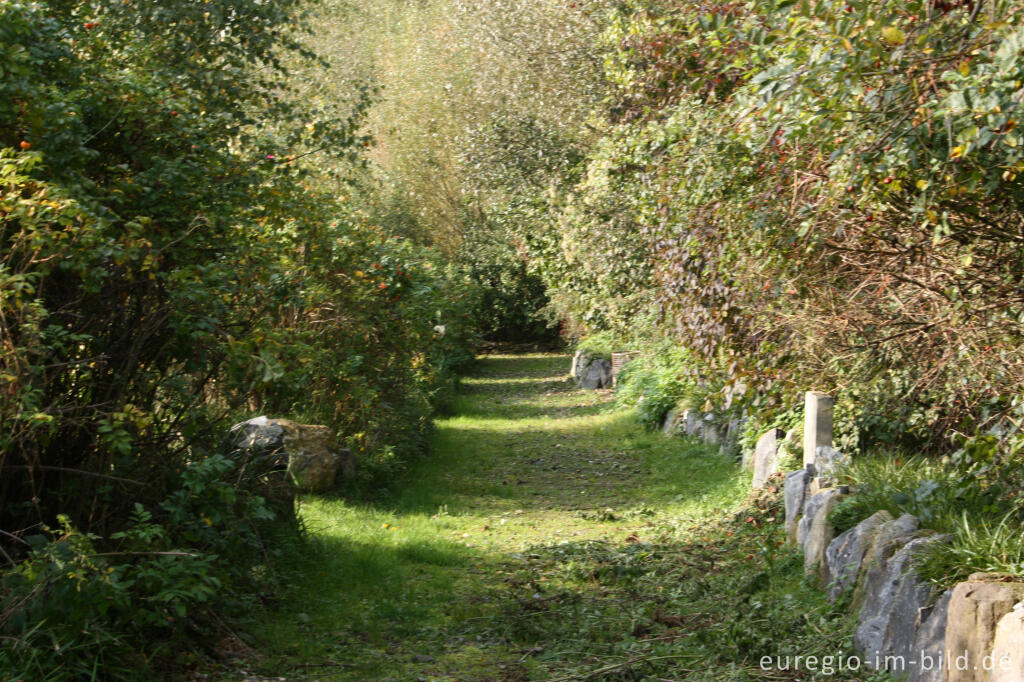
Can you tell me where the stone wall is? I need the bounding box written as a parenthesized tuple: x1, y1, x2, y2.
(767, 392, 1024, 681)
(655, 383, 1024, 681)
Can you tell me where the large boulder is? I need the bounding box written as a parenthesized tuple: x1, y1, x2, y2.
(231, 416, 354, 493)
(826, 510, 892, 600)
(944, 573, 1024, 682)
(851, 513, 921, 611)
(854, 533, 949, 672)
(578, 357, 612, 389)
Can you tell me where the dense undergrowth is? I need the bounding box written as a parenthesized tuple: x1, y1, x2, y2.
(0, 1, 480, 676)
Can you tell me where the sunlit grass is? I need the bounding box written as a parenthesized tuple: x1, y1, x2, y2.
(240, 353, 765, 681)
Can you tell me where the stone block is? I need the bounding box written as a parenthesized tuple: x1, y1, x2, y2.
(802, 488, 845, 584)
(989, 601, 1024, 682)
(826, 510, 892, 600)
(700, 413, 721, 445)
(719, 416, 745, 458)
(944, 574, 1024, 682)
(851, 513, 920, 611)
(815, 445, 849, 487)
(752, 428, 784, 488)
(683, 410, 701, 437)
(855, 534, 949, 672)
(797, 485, 832, 549)
(784, 468, 810, 544)
(803, 391, 833, 468)
(908, 589, 953, 682)
(610, 351, 639, 386)
(580, 358, 612, 389)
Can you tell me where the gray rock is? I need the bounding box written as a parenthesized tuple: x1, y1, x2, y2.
(852, 514, 921, 610)
(572, 350, 596, 383)
(752, 429, 784, 489)
(908, 589, 953, 682)
(798, 487, 836, 550)
(719, 416, 746, 458)
(231, 415, 287, 453)
(701, 413, 721, 445)
(784, 468, 810, 544)
(230, 416, 353, 493)
(803, 488, 845, 584)
(815, 445, 849, 487)
(826, 510, 893, 600)
(580, 358, 612, 389)
(683, 410, 701, 437)
(855, 534, 949, 671)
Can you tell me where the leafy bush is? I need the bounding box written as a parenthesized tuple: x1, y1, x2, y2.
(575, 331, 619, 361)
(0, 0, 482, 675)
(502, 0, 1024, 458)
(615, 345, 700, 430)
(468, 260, 558, 344)
(0, 454, 293, 678)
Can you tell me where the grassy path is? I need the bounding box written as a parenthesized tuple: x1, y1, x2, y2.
(238, 353, 864, 682)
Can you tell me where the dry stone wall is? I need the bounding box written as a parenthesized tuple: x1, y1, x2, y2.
(611, 366, 1024, 681)
(772, 392, 1024, 681)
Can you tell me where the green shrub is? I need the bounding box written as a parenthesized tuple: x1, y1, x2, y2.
(575, 331, 619, 361)
(615, 346, 700, 430)
(0, 453, 294, 679)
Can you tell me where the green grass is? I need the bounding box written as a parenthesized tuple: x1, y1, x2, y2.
(828, 453, 1024, 587)
(214, 353, 879, 681)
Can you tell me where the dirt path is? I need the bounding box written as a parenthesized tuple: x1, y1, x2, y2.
(234, 353, 840, 682)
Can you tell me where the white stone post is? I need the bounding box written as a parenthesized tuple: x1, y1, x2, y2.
(803, 391, 833, 469)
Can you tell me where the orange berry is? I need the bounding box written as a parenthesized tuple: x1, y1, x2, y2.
(19, 140, 31, 150)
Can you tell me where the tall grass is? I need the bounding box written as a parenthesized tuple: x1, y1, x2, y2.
(829, 453, 1024, 585)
